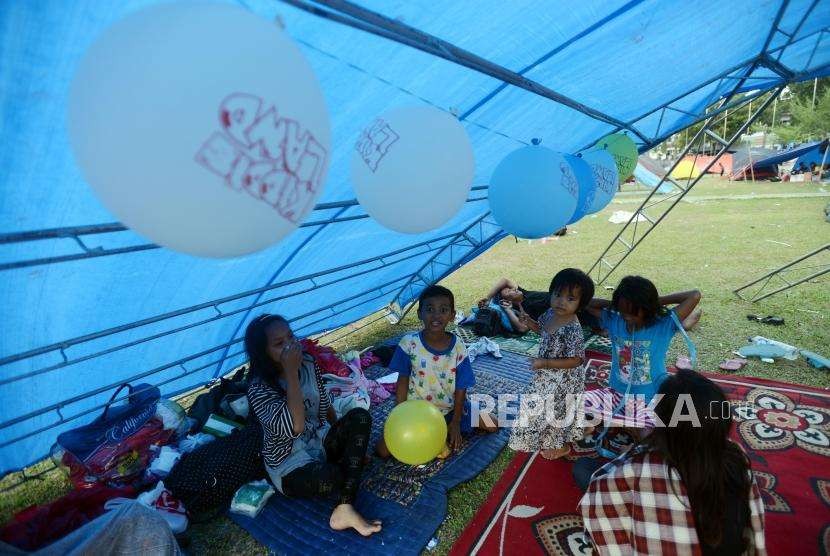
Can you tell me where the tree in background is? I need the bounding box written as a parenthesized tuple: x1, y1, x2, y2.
(771, 86, 830, 144)
(654, 77, 830, 155)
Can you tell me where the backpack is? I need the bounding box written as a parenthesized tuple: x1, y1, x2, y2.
(471, 307, 504, 337)
(187, 366, 249, 429)
(164, 421, 265, 519)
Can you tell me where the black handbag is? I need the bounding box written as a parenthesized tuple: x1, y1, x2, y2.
(471, 307, 504, 337)
(164, 421, 265, 519)
(187, 366, 249, 429)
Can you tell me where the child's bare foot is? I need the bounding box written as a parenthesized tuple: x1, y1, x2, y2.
(329, 504, 382, 537)
(541, 446, 570, 460)
(477, 414, 499, 433)
(436, 442, 451, 460)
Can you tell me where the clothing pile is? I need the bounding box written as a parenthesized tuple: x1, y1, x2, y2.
(3, 384, 193, 552)
(300, 338, 351, 377)
(319, 348, 391, 416)
(3, 365, 270, 552)
(465, 337, 503, 363)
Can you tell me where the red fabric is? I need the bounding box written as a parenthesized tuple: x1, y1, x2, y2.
(452, 354, 830, 555)
(0, 484, 134, 551)
(360, 351, 380, 369)
(300, 338, 350, 377)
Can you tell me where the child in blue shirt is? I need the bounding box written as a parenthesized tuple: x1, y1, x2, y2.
(377, 285, 497, 459)
(583, 275, 701, 428)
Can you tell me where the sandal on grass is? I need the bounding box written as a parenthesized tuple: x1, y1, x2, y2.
(719, 358, 749, 371)
(746, 315, 785, 325)
(675, 356, 693, 370)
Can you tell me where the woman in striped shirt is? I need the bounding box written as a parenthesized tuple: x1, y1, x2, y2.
(245, 314, 382, 537)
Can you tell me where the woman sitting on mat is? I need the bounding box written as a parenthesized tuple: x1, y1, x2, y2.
(245, 314, 382, 537)
(579, 370, 767, 555)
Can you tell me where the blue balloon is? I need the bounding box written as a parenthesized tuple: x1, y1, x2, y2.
(581, 149, 619, 214)
(489, 146, 579, 239)
(564, 154, 595, 224)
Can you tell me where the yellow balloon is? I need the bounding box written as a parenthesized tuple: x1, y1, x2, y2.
(384, 400, 447, 465)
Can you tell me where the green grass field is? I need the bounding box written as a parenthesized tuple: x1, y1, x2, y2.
(2, 176, 828, 554)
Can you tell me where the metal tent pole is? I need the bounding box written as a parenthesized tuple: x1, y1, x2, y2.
(587, 87, 784, 285)
(734, 243, 830, 302)
(0, 232, 459, 374)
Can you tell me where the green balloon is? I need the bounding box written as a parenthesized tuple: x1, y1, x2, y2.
(595, 133, 638, 183)
(384, 400, 447, 465)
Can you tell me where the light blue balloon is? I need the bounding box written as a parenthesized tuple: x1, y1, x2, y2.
(581, 149, 619, 214)
(564, 154, 595, 224)
(489, 146, 579, 239)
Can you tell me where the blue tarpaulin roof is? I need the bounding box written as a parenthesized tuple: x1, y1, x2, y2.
(2, 0, 830, 474)
(734, 140, 829, 174)
(793, 140, 830, 168)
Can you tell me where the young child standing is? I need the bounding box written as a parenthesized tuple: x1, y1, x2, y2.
(377, 285, 496, 458)
(582, 275, 701, 428)
(509, 268, 595, 460)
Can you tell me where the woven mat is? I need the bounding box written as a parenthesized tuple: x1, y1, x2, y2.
(229, 350, 533, 555)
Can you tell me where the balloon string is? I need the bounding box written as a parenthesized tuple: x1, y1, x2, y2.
(294, 37, 529, 146)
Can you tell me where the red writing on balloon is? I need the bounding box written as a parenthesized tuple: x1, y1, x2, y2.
(195, 93, 327, 224)
(355, 118, 399, 172)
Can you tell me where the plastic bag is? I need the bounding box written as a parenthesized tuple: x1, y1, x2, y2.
(229, 480, 274, 518)
(52, 417, 173, 489)
(178, 432, 216, 453)
(51, 383, 175, 488)
(156, 398, 189, 439)
(148, 445, 182, 477)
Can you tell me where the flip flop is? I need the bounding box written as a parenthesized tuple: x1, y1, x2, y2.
(747, 314, 785, 325)
(719, 358, 748, 371)
(675, 356, 693, 370)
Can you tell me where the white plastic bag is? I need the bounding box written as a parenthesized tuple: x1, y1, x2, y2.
(155, 399, 189, 439)
(149, 445, 182, 477)
(178, 432, 216, 453)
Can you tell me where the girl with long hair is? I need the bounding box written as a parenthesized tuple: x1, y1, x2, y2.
(580, 370, 766, 554)
(244, 314, 381, 537)
(583, 275, 702, 429)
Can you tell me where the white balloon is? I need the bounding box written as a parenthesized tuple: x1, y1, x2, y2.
(68, 3, 330, 258)
(581, 150, 619, 214)
(350, 106, 474, 234)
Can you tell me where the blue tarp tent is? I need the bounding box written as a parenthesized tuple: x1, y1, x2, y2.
(2, 0, 830, 475)
(634, 156, 674, 193)
(793, 139, 830, 170)
(731, 140, 829, 178)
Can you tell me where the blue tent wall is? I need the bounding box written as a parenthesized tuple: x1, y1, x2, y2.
(793, 140, 830, 168)
(634, 156, 674, 193)
(731, 140, 828, 177)
(1, 0, 829, 474)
